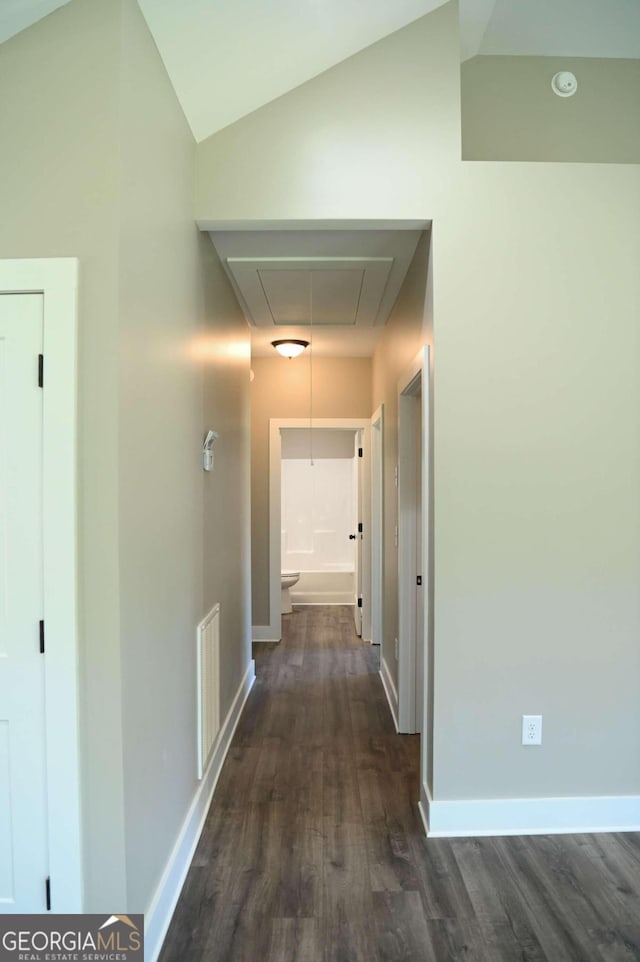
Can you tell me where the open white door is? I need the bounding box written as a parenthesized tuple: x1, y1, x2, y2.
(0, 294, 49, 912)
(414, 386, 424, 734)
(370, 407, 384, 647)
(353, 429, 363, 636)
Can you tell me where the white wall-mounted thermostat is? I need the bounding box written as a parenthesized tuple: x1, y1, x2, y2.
(202, 430, 219, 471)
(551, 71, 577, 97)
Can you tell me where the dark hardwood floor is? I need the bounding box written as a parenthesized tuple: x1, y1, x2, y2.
(159, 605, 640, 961)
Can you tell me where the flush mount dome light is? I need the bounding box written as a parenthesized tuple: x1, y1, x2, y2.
(551, 71, 577, 97)
(271, 339, 309, 358)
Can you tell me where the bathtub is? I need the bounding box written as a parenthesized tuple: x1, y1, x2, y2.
(289, 569, 355, 605)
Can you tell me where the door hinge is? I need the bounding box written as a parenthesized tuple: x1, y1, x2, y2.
(357, 522, 363, 534)
(39, 620, 45, 654)
(38, 354, 44, 388)
(358, 447, 363, 458)
(416, 576, 422, 586)
(357, 597, 363, 609)
(45, 876, 51, 911)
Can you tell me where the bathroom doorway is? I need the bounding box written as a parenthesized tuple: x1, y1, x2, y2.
(280, 427, 359, 619)
(267, 418, 372, 643)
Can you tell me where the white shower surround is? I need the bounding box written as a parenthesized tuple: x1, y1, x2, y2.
(282, 458, 355, 569)
(282, 455, 356, 605)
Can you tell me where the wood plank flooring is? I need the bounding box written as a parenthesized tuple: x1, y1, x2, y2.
(159, 605, 640, 962)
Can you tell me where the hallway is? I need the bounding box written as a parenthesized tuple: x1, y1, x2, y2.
(159, 607, 640, 962)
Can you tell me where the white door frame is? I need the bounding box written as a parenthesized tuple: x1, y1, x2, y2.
(370, 406, 384, 646)
(0, 259, 81, 910)
(353, 428, 364, 637)
(259, 418, 372, 643)
(397, 347, 430, 742)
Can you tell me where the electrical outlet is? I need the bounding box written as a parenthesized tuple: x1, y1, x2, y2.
(522, 714, 542, 746)
(394, 638, 399, 661)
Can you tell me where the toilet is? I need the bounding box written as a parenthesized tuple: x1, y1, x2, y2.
(281, 571, 300, 614)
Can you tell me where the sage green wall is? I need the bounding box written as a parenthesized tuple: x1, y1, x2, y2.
(371, 233, 433, 704)
(196, 1, 640, 802)
(195, 4, 459, 222)
(0, 0, 126, 908)
(0, 0, 252, 914)
(250, 356, 372, 626)
(117, 0, 251, 914)
(462, 56, 640, 164)
(200, 244, 252, 738)
(434, 162, 640, 798)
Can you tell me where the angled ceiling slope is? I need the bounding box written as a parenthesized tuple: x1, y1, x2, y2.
(0, 0, 71, 44)
(210, 229, 424, 358)
(136, 0, 449, 141)
(4, 0, 636, 138)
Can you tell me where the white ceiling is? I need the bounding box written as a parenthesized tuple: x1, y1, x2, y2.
(6, 0, 635, 358)
(0, 0, 70, 43)
(136, 0, 449, 142)
(210, 229, 424, 358)
(466, 0, 640, 61)
(4, 1, 637, 142)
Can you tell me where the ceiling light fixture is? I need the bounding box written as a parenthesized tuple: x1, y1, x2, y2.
(271, 338, 309, 359)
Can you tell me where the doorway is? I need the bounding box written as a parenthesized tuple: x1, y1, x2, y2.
(0, 293, 48, 911)
(280, 427, 361, 631)
(265, 418, 372, 644)
(397, 348, 431, 753)
(370, 406, 384, 647)
(0, 259, 81, 912)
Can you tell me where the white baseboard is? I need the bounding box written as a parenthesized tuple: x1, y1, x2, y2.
(379, 656, 399, 732)
(290, 593, 354, 605)
(145, 660, 256, 962)
(424, 786, 640, 838)
(418, 782, 430, 836)
(252, 624, 280, 643)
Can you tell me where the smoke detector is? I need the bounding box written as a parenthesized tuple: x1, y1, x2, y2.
(551, 71, 577, 97)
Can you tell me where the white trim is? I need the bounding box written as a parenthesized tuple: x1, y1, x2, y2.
(145, 659, 256, 962)
(252, 625, 280, 643)
(370, 405, 384, 648)
(424, 791, 640, 838)
(290, 595, 354, 605)
(0, 258, 81, 910)
(397, 347, 430, 739)
(197, 219, 431, 233)
(196, 603, 221, 780)
(418, 783, 431, 837)
(379, 656, 399, 732)
(264, 418, 372, 645)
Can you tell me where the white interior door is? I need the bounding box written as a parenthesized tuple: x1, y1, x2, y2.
(353, 430, 363, 636)
(0, 294, 49, 913)
(414, 388, 424, 733)
(370, 407, 383, 647)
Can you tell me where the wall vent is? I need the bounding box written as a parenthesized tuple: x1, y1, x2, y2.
(197, 603, 221, 779)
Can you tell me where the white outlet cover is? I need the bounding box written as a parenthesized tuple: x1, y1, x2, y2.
(522, 714, 542, 746)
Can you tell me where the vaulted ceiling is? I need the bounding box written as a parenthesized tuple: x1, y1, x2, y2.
(3, 0, 639, 143)
(4, 0, 637, 359)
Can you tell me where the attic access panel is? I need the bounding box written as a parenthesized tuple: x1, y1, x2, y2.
(226, 256, 394, 328)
